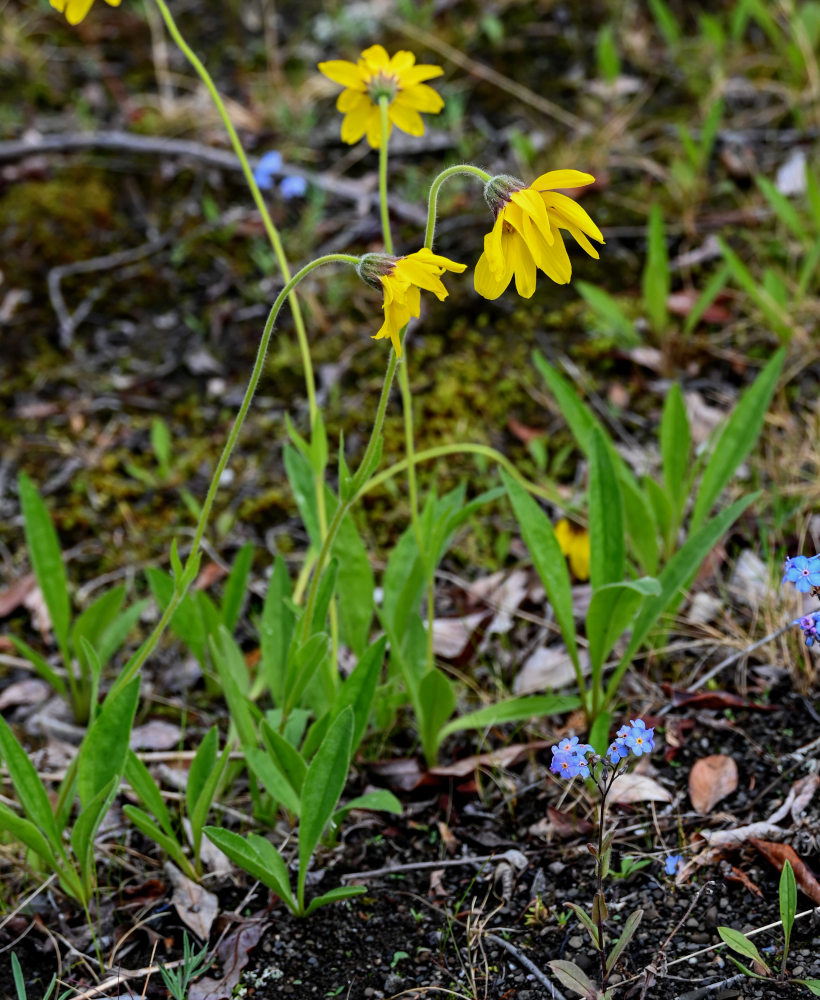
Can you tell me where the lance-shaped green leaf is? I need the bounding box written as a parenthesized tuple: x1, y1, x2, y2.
(304, 884, 366, 917)
(606, 907, 643, 973)
(717, 927, 771, 974)
(588, 426, 624, 591)
(77, 676, 140, 809)
(586, 578, 660, 684)
(0, 716, 63, 853)
(297, 707, 353, 909)
(565, 901, 601, 949)
(204, 827, 296, 913)
(780, 859, 796, 966)
(438, 694, 581, 741)
(548, 959, 598, 998)
(660, 383, 690, 532)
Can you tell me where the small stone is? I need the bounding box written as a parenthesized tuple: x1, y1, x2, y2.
(792, 967, 804, 976)
(568, 935, 583, 949)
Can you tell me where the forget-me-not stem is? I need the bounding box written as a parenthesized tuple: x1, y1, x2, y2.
(111, 254, 359, 697)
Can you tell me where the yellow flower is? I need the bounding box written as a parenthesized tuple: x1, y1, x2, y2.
(555, 518, 590, 581)
(363, 249, 466, 357)
(318, 44, 444, 148)
(474, 171, 604, 299)
(50, 0, 120, 24)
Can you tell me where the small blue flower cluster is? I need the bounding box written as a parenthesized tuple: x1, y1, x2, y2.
(664, 853, 683, 875)
(793, 612, 820, 647)
(550, 719, 655, 779)
(782, 554, 820, 593)
(253, 151, 308, 200)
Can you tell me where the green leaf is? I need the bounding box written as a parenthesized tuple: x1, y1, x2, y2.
(606, 493, 757, 704)
(502, 470, 580, 671)
(71, 777, 118, 900)
(8, 635, 67, 698)
(548, 959, 598, 997)
(189, 741, 231, 862)
(682, 264, 729, 336)
(419, 669, 456, 766)
(0, 801, 60, 871)
(210, 628, 259, 751)
(18, 472, 71, 659)
(0, 716, 63, 852)
(332, 789, 402, 828)
(204, 827, 296, 913)
(565, 901, 601, 949)
(261, 721, 307, 794)
(221, 542, 254, 633)
(795, 980, 820, 996)
(187, 726, 218, 818)
(588, 710, 612, 757)
(648, 0, 680, 45)
(606, 908, 643, 973)
(77, 677, 140, 809)
(245, 746, 302, 816)
(96, 598, 148, 669)
(717, 926, 771, 974)
(756, 175, 810, 243)
(72, 586, 126, 671)
(620, 475, 659, 575)
(146, 568, 208, 667)
(122, 805, 195, 879)
(575, 281, 639, 347)
(691, 348, 784, 531)
(587, 579, 660, 681)
(439, 694, 580, 741)
(283, 632, 330, 717)
(259, 556, 295, 705)
(660, 383, 691, 524)
(304, 885, 366, 917)
(150, 416, 172, 472)
(298, 707, 354, 906)
(642, 204, 669, 335)
(125, 750, 174, 836)
(588, 426, 624, 590)
(780, 859, 796, 960)
(718, 239, 792, 340)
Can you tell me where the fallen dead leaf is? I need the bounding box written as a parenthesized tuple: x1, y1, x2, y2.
(749, 839, 820, 905)
(437, 821, 459, 854)
(130, 720, 183, 751)
(767, 773, 820, 824)
(689, 755, 739, 814)
(609, 773, 672, 805)
(662, 687, 778, 712)
(0, 574, 37, 618)
(699, 821, 788, 849)
(429, 868, 447, 900)
(719, 859, 763, 897)
(514, 646, 590, 695)
(429, 741, 549, 779)
(0, 679, 51, 711)
(431, 611, 488, 658)
(165, 862, 218, 940)
(547, 806, 594, 839)
(188, 919, 265, 1000)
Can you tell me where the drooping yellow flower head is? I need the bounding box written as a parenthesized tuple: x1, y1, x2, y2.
(555, 518, 590, 581)
(360, 249, 466, 357)
(474, 171, 604, 299)
(50, 0, 120, 24)
(318, 45, 444, 149)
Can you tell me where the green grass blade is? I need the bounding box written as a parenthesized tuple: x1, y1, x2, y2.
(438, 694, 580, 741)
(589, 425, 624, 590)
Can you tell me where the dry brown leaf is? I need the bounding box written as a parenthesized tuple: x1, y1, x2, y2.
(429, 741, 549, 779)
(609, 773, 672, 805)
(688, 755, 738, 814)
(768, 773, 820, 824)
(0, 573, 36, 617)
(188, 920, 265, 1000)
(165, 862, 219, 940)
(749, 839, 820, 905)
(431, 612, 487, 658)
(428, 868, 447, 899)
(699, 821, 787, 849)
(437, 821, 459, 855)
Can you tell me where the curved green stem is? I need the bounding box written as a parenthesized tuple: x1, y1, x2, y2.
(153, 0, 318, 430)
(113, 254, 358, 694)
(378, 97, 394, 255)
(424, 164, 492, 249)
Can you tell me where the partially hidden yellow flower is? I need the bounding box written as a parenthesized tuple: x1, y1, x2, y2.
(361, 249, 466, 357)
(474, 171, 604, 299)
(555, 518, 590, 581)
(50, 0, 120, 24)
(318, 45, 444, 148)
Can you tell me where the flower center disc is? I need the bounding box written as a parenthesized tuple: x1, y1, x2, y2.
(367, 71, 399, 103)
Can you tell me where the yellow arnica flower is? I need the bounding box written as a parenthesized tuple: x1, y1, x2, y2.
(318, 44, 444, 149)
(361, 249, 466, 357)
(474, 171, 604, 299)
(555, 518, 590, 581)
(50, 0, 120, 24)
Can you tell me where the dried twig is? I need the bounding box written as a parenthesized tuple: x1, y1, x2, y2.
(484, 933, 568, 1000)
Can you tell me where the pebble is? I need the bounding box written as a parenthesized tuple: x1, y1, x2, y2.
(568, 935, 583, 949)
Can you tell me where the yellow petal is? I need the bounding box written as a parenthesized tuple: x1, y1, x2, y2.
(340, 102, 371, 144)
(511, 188, 554, 246)
(360, 44, 390, 71)
(388, 50, 416, 74)
(365, 107, 387, 148)
(485, 217, 506, 275)
(50, 0, 68, 11)
(538, 228, 572, 284)
(412, 248, 467, 273)
(104, 0, 121, 7)
(337, 89, 370, 113)
(531, 169, 595, 191)
(564, 222, 601, 259)
(509, 233, 537, 298)
(543, 192, 604, 243)
(388, 102, 425, 136)
(318, 60, 366, 90)
(399, 64, 445, 86)
(393, 84, 444, 114)
(474, 247, 513, 299)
